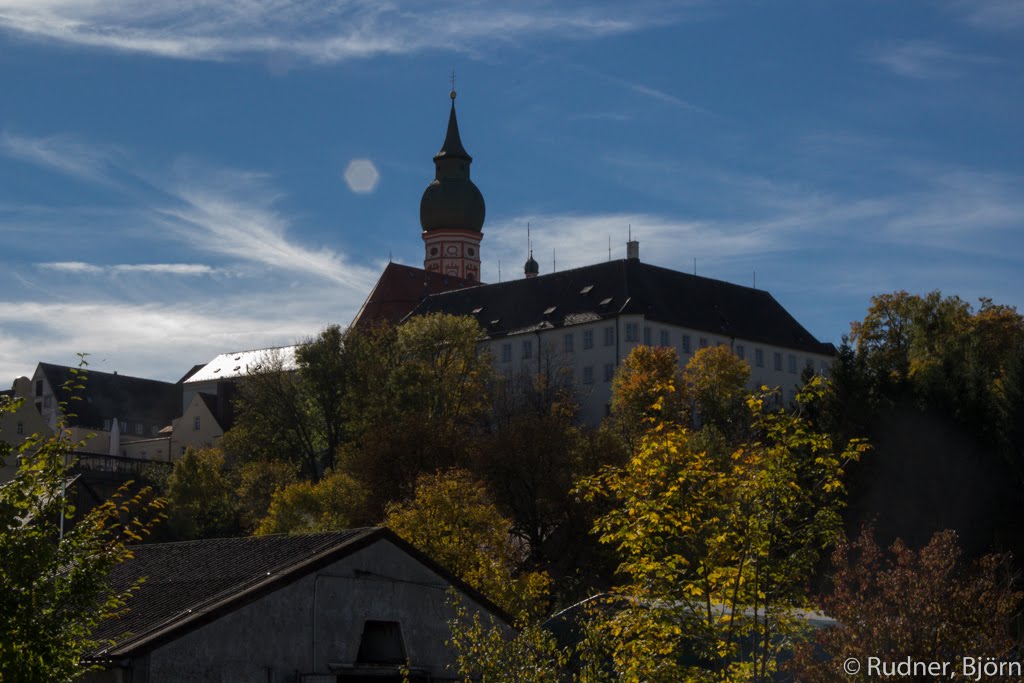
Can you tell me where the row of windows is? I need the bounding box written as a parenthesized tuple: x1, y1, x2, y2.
(497, 327, 827, 376)
(101, 419, 158, 436)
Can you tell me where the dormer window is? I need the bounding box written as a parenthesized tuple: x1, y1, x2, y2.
(356, 620, 407, 665)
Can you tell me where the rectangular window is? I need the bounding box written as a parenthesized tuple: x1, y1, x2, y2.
(681, 335, 691, 354)
(522, 340, 533, 359)
(501, 343, 512, 363)
(604, 327, 615, 346)
(583, 330, 594, 350)
(820, 360, 829, 375)
(755, 348, 764, 368)
(135, 422, 143, 435)
(806, 357, 815, 371)
(603, 363, 615, 382)
(35, 380, 42, 397)
(659, 330, 670, 347)
(16, 422, 23, 435)
(699, 337, 708, 349)
(42, 395, 51, 408)
(583, 366, 594, 385)
(788, 354, 797, 374)
(193, 416, 201, 431)
(103, 419, 111, 431)
(774, 352, 783, 371)
(564, 333, 574, 353)
(643, 326, 652, 345)
(736, 345, 745, 360)
(625, 323, 638, 342)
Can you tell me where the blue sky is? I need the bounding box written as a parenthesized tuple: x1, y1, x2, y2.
(1, 0, 1021, 383)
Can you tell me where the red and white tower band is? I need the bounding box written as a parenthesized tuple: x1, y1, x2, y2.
(419, 88, 485, 281)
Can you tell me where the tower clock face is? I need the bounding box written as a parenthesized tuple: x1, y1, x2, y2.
(446, 245, 458, 256)
(430, 247, 439, 256)
(467, 248, 475, 257)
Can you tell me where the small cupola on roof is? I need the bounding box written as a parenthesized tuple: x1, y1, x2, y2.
(420, 87, 486, 282)
(524, 251, 539, 278)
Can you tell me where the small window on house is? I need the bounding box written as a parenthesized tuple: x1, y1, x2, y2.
(501, 343, 512, 363)
(659, 330, 670, 347)
(16, 422, 23, 435)
(580, 285, 594, 294)
(583, 366, 594, 385)
(774, 352, 783, 371)
(544, 306, 557, 315)
(356, 620, 407, 665)
(471, 307, 483, 315)
(193, 416, 201, 431)
(643, 326, 652, 345)
(788, 354, 797, 374)
(625, 323, 638, 342)
(522, 340, 533, 359)
(34, 402, 42, 413)
(603, 363, 615, 382)
(35, 380, 42, 397)
(699, 337, 708, 349)
(603, 327, 615, 346)
(736, 345, 745, 360)
(564, 334, 574, 353)
(599, 297, 613, 306)
(806, 358, 815, 371)
(820, 360, 829, 376)
(755, 348, 764, 368)
(681, 335, 691, 354)
(42, 395, 51, 408)
(135, 423, 143, 435)
(103, 419, 112, 431)
(583, 330, 594, 350)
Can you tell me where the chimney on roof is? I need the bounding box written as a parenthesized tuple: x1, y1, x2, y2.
(626, 239, 639, 260)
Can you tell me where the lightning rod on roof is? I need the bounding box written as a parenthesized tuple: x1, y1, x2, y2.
(753, 270, 756, 289)
(694, 257, 697, 275)
(553, 248, 556, 272)
(498, 259, 501, 282)
(608, 235, 611, 261)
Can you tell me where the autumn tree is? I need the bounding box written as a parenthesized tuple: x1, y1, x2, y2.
(384, 469, 550, 622)
(579, 370, 868, 682)
(0, 367, 163, 682)
(610, 345, 684, 443)
(256, 469, 368, 535)
(789, 527, 1022, 682)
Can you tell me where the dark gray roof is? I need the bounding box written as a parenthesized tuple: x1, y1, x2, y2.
(408, 259, 834, 355)
(38, 363, 181, 430)
(88, 528, 511, 660)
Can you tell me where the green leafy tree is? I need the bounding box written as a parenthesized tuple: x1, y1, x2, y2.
(164, 447, 239, 540)
(341, 314, 493, 517)
(385, 469, 550, 622)
(0, 368, 164, 682)
(578, 371, 868, 682)
(834, 291, 1024, 558)
(789, 527, 1022, 682)
(256, 468, 367, 535)
(228, 325, 352, 480)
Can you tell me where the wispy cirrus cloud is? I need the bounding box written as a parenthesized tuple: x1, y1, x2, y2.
(1, 132, 375, 291)
(865, 40, 1000, 79)
(948, 0, 1024, 31)
(0, 0, 668, 63)
(38, 261, 216, 275)
(0, 130, 123, 185)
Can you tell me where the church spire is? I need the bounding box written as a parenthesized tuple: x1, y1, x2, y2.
(420, 83, 486, 282)
(435, 89, 471, 162)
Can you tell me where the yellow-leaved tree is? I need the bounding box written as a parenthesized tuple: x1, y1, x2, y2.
(576, 347, 870, 682)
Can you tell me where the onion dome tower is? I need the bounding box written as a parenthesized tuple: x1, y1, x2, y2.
(420, 87, 485, 281)
(524, 250, 539, 278)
